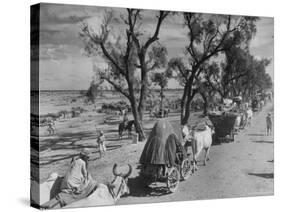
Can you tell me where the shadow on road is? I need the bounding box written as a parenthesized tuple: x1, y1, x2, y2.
(247, 133, 266, 136)
(248, 172, 274, 179)
(251, 140, 273, 144)
(127, 176, 172, 197)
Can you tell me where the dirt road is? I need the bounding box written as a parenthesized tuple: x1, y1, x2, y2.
(38, 102, 274, 205)
(118, 102, 274, 205)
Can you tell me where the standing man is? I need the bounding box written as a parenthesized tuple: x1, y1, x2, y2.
(266, 113, 273, 135)
(97, 130, 107, 158)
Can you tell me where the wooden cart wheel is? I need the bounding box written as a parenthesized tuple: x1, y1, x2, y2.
(180, 158, 192, 180)
(167, 167, 180, 193)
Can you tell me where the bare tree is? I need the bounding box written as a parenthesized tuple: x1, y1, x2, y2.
(79, 9, 169, 141)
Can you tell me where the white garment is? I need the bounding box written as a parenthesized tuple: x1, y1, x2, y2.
(182, 125, 191, 142)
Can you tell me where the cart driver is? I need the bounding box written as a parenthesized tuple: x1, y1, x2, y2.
(182, 124, 192, 153)
(175, 140, 184, 165)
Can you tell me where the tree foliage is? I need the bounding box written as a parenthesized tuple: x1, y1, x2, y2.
(79, 9, 169, 140)
(168, 13, 259, 124)
(204, 46, 272, 102)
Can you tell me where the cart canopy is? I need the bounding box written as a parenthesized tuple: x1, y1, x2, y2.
(139, 119, 187, 166)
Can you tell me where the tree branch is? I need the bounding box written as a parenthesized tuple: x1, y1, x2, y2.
(143, 11, 169, 50)
(100, 42, 126, 76)
(101, 75, 130, 99)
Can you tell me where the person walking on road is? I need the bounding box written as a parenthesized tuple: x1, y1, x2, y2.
(266, 113, 273, 135)
(97, 130, 107, 158)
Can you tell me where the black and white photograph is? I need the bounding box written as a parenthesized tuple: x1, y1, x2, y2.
(30, 2, 274, 209)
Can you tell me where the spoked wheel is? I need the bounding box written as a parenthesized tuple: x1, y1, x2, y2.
(180, 158, 192, 180)
(167, 167, 180, 193)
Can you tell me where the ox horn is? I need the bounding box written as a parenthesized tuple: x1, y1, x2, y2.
(113, 163, 122, 176)
(123, 164, 132, 179)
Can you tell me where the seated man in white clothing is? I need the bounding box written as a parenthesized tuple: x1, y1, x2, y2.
(41, 149, 97, 209)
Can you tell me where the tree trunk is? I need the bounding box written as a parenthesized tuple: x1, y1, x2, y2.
(138, 53, 148, 122)
(181, 97, 192, 125)
(160, 87, 164, 117)
(180, 84, 188, 123)
(200, 92, 208, 116)
(126, 70, 146, 141)
(129, 98, 146, 141)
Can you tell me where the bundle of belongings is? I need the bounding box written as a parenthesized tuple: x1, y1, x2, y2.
(192, 120, 213, 131)
(223, 98, 233, 107)
(233, 96, 242, 103)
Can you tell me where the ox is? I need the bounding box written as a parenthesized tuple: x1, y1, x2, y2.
(234, 115, 242, 133)
(185, 125, 214, 172)
(31, 164, 132, 208)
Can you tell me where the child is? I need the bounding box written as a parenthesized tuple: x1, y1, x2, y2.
(97, 130, 107, 158)
(266, 113, 273, 135)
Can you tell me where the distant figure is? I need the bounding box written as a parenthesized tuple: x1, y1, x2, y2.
(41, 149, 97, 209)
(245, 102, 249, 110)
(266, 113, 273, 135)
(260, 100, 264, 108)
(123, 111, 129, 126)
(97, 130, 107, 158)
(246, 107, 253, 127)
(47, 120, 55, 135)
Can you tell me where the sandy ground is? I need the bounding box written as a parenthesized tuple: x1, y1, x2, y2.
(38, 101, 274, 204)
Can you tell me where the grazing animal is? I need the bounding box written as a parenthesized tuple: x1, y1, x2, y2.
(118, 120, 135, 139)
(190, 125, 214, 172)
(31, 164, 132, 208)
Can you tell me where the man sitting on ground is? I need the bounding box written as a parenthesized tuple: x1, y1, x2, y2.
(41, 149, 97, 209)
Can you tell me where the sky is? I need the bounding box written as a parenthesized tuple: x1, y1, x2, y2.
(36, 3, 274, 90)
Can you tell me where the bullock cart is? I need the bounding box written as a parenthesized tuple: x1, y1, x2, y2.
(151, 108, 170, 118)
(208, 111, 238, 143)
(251, 98, 260, 112)
(139, 119, 192, 193)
